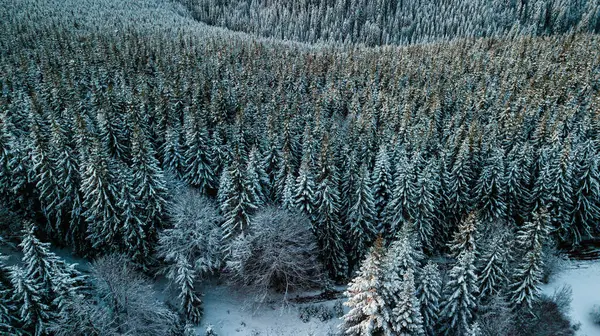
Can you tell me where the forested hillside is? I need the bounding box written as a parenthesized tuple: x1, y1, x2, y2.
(182, 0, 600, 45)
(0, 0, 599, 335)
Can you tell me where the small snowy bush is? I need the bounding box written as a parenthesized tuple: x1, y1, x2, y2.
(591, 305, 600, 324)
(333, 300, 344, 317)
(226, 207, 323, 302)
(205, 324, 218, 335)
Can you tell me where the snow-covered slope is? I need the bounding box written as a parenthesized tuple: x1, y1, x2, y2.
(542, 260, 600, 336)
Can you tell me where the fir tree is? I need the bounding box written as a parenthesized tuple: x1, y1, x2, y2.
(448, 212, 478, 257)
(417, 261, 442, 336)
(245, 146, 268, 207)
(183, 108, 216, 192)
(477, 234, 509, 303)
(391, 268, 425, 336)
(219, 149, 258, 241)
(9, 266, 50, 336)
(80, 138, 121, 251)
(347, 163, 378, 266)
(386, 149, 418, 234)
(474, 147, 507, 223)
(341, 238, 393, 336)
(314, 162, 348, 280)
(293, 154, 317, 217)
(510, 208, 550, 311)
(129, 124, 168, 235)
(439, 250, 479, 336)
(175, 257, 203, 324)
(372, 145, 392, 232)
(161, 123, 186, 178)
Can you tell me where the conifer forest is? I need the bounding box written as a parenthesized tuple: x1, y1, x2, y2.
(1, 0, 600, 335)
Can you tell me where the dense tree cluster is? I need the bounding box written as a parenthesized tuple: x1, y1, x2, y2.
(0, 0, 596, 334)
(182, 0, 600, 46)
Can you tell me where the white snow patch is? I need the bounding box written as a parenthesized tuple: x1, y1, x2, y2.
(198, 285, 345, 336)
(541, 260, 600, 336)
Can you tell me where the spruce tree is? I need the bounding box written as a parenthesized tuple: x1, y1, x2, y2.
(341, 238, 393, 336)
(448, 212, 478, 257)
(219, 148, 258, 241)
(293, 154, 317, 217)
(474, 147, 507, 223)
(417, 261, 442, 336)
(510, 208, 550, 311)
(80, 138, 121, 251)
(161, 123, 186, 178)
(314, 162, 348, 280)
(439, 250, 478, 336)
(386, 149, 417, 234)
(372, 145, 392, 232)
(347, 163, 378, 266)
(391, 268, 425, 336)
(183, 108, 216, 192)
(130, 124, 168, 235)
(245, 147, 268, 207)
(477, 234, 509, 303)
(9, 266, 50, 336)
(176, 257, 203, 324)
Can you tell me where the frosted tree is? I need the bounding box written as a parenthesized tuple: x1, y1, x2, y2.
(448, 212, 478, 257)
(29, 120, 62, 236)
(293, 154, 317, 217)
(347, 163, 378, 266)
(391, 268, 425, 335)
(245, 146, 268, 207)
(477, 234, 509, 303)
(183, 108, 216, 192)
(510, 208, 550, 311)
(341, 238, 393, 336)
(161, 123, 186, 178)
(281, 169, 296, 211)
(48, 116, 82, 248)
(412, 160, 440, 252)
(9, 266, 50, 336)
(386, 149, 417, 234)
(474, 147, 507, 223)
(80, 138, 121, 251)
(20, 226, 60, 298)
(445, 138, 476, 220)
(96, 109, 129, 162)
(505, 143, 533, 220)
(439, 250, 478, 336)
(372, 145, 392, 232)
(417, 261, 442, 336)
(219, 148, 258, 241)
(570, 140, 600, 244)
(314, 163, 348, 280)
(129, 124, 168, 234)
(117, 170, 151, 268)
(175, 257, 203, 324)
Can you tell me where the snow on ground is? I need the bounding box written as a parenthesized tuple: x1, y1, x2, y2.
(198, 285, 345, 336)
(542, 260, 600, 336)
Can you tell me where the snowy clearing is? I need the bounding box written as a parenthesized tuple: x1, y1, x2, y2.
(542, 260, 600, 336)
(197, 285, 345, 336)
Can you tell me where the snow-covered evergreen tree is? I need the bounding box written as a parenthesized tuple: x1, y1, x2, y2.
(347, 163, 378, 266)
(474, 147, 507, 223)
(161, 123, 186, 178)
(386, 148, 417, 234)
(129, 124, 168, 235)
(314, 154, 348, 280)
(341, 237, 393, 336)
(448, 212, 478, 257)
(391, 268, 425, 335)
(293, 154, 317, 217)
(80, 138, 121, 251)
(245, 146, 268, 207)
(183, 108, 216, 192)
(477, 233, 509, 303)
(439, 250, 478, 336)
(372, 145, 392, 232)
(417, 261, 442, 336)
(219, 147, 258, 241)
(510, 208, 550, 311)
(9, 266, 50, 336)
(175, 257, 203, 324)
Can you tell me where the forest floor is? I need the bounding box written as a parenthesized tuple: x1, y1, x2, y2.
(542, 259, 600, 336)
(195, 285, 345, 336)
